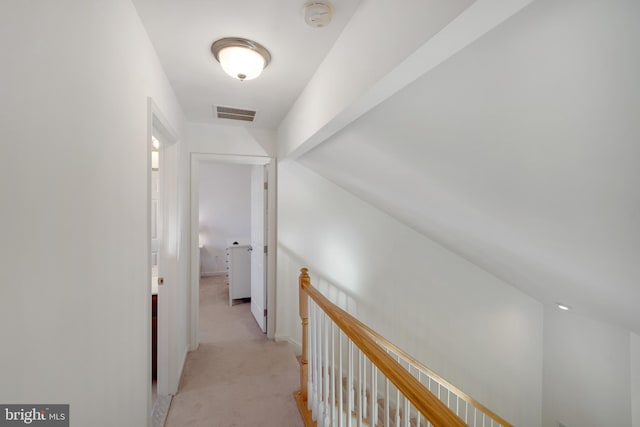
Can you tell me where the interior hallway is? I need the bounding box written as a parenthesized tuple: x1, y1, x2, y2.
(164, 276, 304, 427)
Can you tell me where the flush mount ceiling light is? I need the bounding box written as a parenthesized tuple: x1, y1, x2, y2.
(556, 303, 571, 311)
(211, 37, 271, 81)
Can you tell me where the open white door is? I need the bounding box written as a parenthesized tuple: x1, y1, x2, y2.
(250, 164, 267, 332)
(150, 102, 181, 401)
(150, 135, 161, 402)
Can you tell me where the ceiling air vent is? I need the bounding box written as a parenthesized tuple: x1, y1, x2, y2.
(216, 106, 256, 122)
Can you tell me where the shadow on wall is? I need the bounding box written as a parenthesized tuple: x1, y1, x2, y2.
(278, 242, 402, 340)
(279, 243, 360, 312)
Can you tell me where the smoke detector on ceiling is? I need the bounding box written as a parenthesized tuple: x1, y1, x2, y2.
(304, 1, 333, 28)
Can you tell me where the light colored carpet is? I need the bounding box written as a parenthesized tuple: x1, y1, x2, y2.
(164, 276, 304, 427)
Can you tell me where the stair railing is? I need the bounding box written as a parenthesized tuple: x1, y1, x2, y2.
(294, 268, 512, 427)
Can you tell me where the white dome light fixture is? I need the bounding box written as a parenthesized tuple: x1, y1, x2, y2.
(211, 37, 271, 81)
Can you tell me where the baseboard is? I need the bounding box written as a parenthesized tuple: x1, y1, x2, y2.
(200, 271, 226, 277)
(151, 394, 172, 427)
(276, 335, 302, 356)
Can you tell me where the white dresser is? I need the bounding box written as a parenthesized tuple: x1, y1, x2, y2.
(225, 245, 251, 305)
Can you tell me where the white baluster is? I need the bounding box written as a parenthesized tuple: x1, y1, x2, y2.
(316, 307, 324, 427)
(317, 308, 323, 426)
(404, 397, 410, 427)
(315, 302, 321, 418)
(385, 378, 390, 427)
(309, 302, 315, 413)
(363, 355, 367, 423)
(338, 331, 344, 427)
(357, 351, 363, 427)
(317, 303, 322, 418)
(323, 313, 330, 426)
(330, 322, 335, 426)
(396, 388, 400, 427)
(347, 340, 353, 427)
(371, 362, 377, 427)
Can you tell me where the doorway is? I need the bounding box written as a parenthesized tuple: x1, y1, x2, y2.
(150, 134, 160, 404)
(147, 99, 181, 426)
(189, 154, 276, 350)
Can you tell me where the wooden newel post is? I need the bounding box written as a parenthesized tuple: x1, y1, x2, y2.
(299, 267, 310, 402)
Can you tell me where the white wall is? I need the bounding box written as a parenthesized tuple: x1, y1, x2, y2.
(542, 307, 632, 427)
(276, 161, 543, 426)
(0, 1, 185, 425)
(632, 332, 640, 427)
(198, 162, 252, 275)
(188, 122, 275, 157)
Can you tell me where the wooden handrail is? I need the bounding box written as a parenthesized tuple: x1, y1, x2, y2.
(298, 268, 467, 427)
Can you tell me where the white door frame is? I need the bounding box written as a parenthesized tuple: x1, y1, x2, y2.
(189, 153, 276, 350)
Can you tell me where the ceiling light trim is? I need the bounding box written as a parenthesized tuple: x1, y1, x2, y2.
(211, 37, 271, 81)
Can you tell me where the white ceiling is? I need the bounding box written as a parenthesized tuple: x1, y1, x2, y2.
(299, 0, 640, 333)
(132, 0, 361, 128)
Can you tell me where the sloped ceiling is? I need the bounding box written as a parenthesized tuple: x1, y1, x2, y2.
(299, 0, 640, 332)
